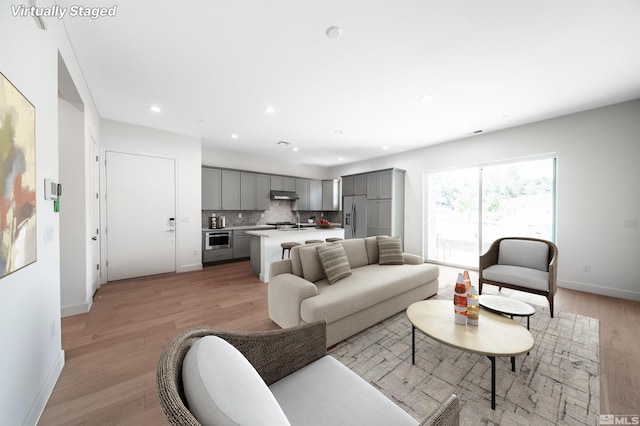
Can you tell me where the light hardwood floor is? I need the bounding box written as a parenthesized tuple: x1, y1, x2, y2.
(39, 262, 639, 424)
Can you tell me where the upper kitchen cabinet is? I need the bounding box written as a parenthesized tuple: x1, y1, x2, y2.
(240, 172, 257, 210)
(366, 170, 395, 199)
(202, 167, 222, 210)
(309, 179, 322, 210)
(221, 170, 241, 210)
(322, 180, 340, 211)
(271, 175, 296, 191)
(256, 174, 270, 210)
(342, 174, 367, 196)
(295, 178, 310, 211)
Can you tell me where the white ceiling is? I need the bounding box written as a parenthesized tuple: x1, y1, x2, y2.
(58, 0, 640, 166)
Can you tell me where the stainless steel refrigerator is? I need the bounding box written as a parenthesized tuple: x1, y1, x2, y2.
(343, 195, 367, 239)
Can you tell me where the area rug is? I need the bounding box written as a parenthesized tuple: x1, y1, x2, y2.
(329, 298, 600, 426)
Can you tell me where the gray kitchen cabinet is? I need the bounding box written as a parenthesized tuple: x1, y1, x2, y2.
(309, 179, 322, 210)
(271, 175, 296, 191)
(233, 230, 251, 258)
(256, 174, 270, 210)
(202, 167, 222, 210)
(366, 199, 393, 238)
(221, 170, 241, 210)
(295, 178, 310, 211)
(366, 170, 393, 199)
(322, 180, 340, 211)
(342, 174, 367, 196)
(240, 172, 257, 210)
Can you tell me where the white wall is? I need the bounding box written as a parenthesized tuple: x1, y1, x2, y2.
(330, 99, 640, 301)
(100, 120, 203, 275)
(0, 3, 99, 423)
(203, 146, 329, 179)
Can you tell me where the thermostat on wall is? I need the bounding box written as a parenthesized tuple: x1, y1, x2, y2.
(44, 178, 61, 200)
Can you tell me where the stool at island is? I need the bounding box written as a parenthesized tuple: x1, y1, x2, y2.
(281, 242, 301, 259)
(325, 237, 343, 242)
(305, 239, 323, 244)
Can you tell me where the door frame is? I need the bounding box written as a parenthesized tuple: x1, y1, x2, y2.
(100, 148, 179, 284)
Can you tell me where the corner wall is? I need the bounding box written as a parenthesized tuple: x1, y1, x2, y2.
(331, 100, 640, 301)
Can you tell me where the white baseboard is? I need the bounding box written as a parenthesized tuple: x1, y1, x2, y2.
(558, 279, 640, 301)
(29, 349, 65, 426)
(61, 297, 93, 318)
(177, 263, 202, 273)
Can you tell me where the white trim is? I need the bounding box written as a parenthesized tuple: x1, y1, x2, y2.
(30, 350, 65, 426)
(558, 280, 640, 302)
(177, 263, 203, 273)
(61, 298, 93, 317)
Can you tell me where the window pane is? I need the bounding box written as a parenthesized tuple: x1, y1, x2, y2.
(427, 168, 479, 266)
(481, 158, 555, 254)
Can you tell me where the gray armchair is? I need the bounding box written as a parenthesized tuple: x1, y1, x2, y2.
(479, 237, 558, 317)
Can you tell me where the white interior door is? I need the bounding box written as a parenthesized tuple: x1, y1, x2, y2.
(106, 151, 176, 281)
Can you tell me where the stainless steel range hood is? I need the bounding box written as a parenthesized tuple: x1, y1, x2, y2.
(270, 190, 300, 200)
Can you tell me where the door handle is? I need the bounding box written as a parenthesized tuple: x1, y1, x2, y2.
(166, 229, 175, 233)
(91, 236, 97, 241)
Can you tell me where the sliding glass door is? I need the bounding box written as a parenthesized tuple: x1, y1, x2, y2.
(426, 157, 556, 268)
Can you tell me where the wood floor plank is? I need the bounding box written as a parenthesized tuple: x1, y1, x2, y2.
(38, 261, 639, 424)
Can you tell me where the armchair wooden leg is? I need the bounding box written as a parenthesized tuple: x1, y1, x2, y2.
(548, 294, 554, 318)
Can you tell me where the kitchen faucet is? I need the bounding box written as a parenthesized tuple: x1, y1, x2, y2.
(295, 211, 300, 230)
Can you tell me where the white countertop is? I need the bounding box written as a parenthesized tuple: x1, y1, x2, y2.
(246, 227, 343, 238)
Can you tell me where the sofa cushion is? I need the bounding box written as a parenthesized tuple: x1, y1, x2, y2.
(498, 239, 549, 272)
(299, 244, 327, 282)
(182, 336, 291, 426)
(364, 236, 379, 264)
(483, 264, 550, 291)
(377, 236, 404, 265)
(301, 263, 439, 324)
(269, 355, 418, 426)
(317, 243, 352, 284)
(339, 238, 369, 268)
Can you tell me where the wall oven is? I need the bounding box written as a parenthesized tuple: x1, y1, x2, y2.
(204, 230, 232, 250)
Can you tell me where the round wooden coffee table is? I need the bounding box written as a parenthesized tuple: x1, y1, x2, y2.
(406, 300, 534, 409)
(479, 295, 536, 330)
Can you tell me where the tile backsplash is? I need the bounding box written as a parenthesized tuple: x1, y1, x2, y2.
(202, 200, 342, 228)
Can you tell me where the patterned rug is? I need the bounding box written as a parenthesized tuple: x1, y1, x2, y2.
(329, 296, 600, 426)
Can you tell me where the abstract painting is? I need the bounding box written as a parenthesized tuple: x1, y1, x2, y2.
(0, 72, 36, 279)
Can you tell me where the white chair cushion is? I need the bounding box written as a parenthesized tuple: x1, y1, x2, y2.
(483, 264, 550, 291)
(498, 239, 549, 272)
(269, 356, 418, 426)
(182, 336, 290, 426)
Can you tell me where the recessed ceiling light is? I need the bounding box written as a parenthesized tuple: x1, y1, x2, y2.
(278, 141, 290, 146)
(338, 157, 344, 161)
(326, 26, 342, 39)
(263, 106, 275, 114)
(292, 147, 299, 152)
(382, 146, 389, 150)
(334, 130, 343, 135)
(148, 105, 161, 113)
(419, 94, 434, 102)
(231, 133, 239, 140)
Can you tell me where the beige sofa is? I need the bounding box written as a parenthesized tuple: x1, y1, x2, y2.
(268, 236, 440, 346)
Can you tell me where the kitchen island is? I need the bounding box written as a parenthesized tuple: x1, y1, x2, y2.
(247, 227, 345, 282)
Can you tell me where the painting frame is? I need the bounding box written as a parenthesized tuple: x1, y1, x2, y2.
(0, 71, 37, 279)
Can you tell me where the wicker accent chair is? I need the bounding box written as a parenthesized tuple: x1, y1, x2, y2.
(157, 322, 460, 426)
(479, 237, 558, 317)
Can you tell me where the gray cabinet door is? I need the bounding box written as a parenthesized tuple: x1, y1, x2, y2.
(322, 180, 339, 211)
(366, 199, 392, 237)
(241, 172, 257, 210)
(295, 179, 310, 210)
(354, 174, 367, 195)
(221, 170, 241, 210)
(283, 177, 296, 191)
(256, 174, 270, 210)
(309, 180, 322, 210)
(233, 231, 251, 258)
(202, 168, 221, 209)
(342, 175, 354, 196)
(367, 171, 393, 199)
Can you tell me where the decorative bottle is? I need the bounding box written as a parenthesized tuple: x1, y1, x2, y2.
(463, 270, 471, 292)
(454, 273, 467, 325)
(467, 284, 479, 326)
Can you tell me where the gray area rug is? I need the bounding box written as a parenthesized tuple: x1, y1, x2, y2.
(329, 296, 600, 426)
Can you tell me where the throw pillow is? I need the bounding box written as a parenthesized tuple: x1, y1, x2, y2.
(316, 243, 352, 284)
(377, 236, 404, 265)
(182, 336, 291, 426)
